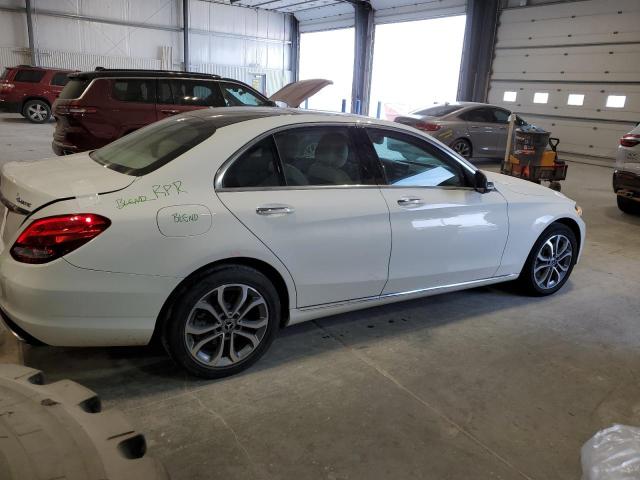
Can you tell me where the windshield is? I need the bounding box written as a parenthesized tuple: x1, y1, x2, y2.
(412, 104, 464, 117)
(90, 116, 217, 176)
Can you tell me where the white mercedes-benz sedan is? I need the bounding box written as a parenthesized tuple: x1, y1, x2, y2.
(0, 108, 585, 378)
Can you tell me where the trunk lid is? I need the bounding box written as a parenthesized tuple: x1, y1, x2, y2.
(0, 152, 134, 247)
(269, 79, 332, 108)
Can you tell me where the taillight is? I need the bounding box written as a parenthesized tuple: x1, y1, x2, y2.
(0, 83, 14, 92)
(620, 134, 640, 148)
(415, 121, 441, 132)
(68, 106, 97, 114)
(11, 214, 111, 264)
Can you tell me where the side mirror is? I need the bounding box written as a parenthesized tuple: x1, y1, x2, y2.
(474, 170, 493, 193)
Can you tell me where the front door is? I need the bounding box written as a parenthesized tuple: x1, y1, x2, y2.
(363, 127, 509, 294)
(460, 107, 500, 158)
(216, 125, 391, 308)
(156, 79, 225, 120)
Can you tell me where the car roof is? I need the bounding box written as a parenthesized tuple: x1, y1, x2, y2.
(9, 65, 75, 72)
(70, 68, 225, 81)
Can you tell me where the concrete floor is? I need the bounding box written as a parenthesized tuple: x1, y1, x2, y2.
(1, 112, 639, 480)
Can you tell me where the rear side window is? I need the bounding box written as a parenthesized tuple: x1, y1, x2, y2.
(459, 108, 494, 123)
(159, 79, 224, 107)
(90, 116, 217, 176)
(50, 72, 70, 86)
(58, 78, 91, 99)
(222, 137, 282, 188)
(492, 109, 510, 124)
(13, 69, 46, 83)
(219, 82, 270, 107)
(112, 79, 156, 103)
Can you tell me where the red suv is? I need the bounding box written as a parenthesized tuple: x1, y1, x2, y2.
(52, 69, 328, 156)
(0, 65, 75, 123)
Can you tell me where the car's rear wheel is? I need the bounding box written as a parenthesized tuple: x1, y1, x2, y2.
(617, 195, 640, 215)
(23, 100, 51, 123)
(163, 265, 280, 378)
(450, 138, 472, 159)
(518, 223, 577, 296)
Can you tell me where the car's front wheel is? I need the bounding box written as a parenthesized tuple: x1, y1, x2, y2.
(163, 265, 280, 378)
(617, 195, 640, 215)
(23, 100, 51, 123)
(518, 223, 577, 296)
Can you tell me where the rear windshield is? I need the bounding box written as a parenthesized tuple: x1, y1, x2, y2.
(412, 105, 464, 117)
(90, 116, 217, 176)
(58, 78, 91, 99)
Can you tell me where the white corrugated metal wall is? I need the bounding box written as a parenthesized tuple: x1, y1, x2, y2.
(0, 0, 292, 95)
(487, 0, 640, 163)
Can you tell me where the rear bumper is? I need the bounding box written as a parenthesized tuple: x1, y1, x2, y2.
(0, 256, 181, 346)
(613, 170, 640, 198)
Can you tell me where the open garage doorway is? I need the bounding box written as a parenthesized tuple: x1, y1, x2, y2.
(299, 28, 354, 111)
(369, 15, 466, 120)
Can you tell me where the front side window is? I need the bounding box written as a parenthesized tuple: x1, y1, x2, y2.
(90, 117, 217, 175)
(14, 69, 46, 83)
(367, 129, 465, 188)
(219, 82, 270, 107)
(50, 72, 70, 86)
(161, 80, 225, 107)
(222, 137, 282, 188)
(112, 79, 156, 103)
(274, 127, 378, 186)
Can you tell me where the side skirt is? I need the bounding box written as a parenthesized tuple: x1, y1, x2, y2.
(287, 274, 519, 326)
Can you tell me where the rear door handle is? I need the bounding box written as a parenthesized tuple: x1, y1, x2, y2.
(161, 109, 180, 115)
(256, 205, 295, 216)
(397, 197, 424, 207)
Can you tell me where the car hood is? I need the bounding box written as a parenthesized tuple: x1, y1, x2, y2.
(269, 79, 333, 108)
(485, 171, 571, 201)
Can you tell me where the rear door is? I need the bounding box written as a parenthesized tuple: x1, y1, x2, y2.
(109, 78, 158, 136)
(459, 107, 499, 157)
(216, 124, 391, 308)
(156, 79, 225, 119)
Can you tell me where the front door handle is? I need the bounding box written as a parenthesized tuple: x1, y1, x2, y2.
(397, 197, 424, 207)
(161, 109, 180, 115)
(256, 205, 295, 216)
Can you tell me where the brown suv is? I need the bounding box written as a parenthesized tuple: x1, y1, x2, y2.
(52, 69, 329, 156)
(0, 65, 75, 123)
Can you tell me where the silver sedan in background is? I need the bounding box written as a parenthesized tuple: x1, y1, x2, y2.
(394, 102, 528, 159)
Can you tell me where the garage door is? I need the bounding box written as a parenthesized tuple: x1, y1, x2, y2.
(487, 0, 640, 163)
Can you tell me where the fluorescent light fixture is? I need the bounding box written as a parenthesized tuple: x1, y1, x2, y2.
(606, 95, 626, 108)
(533, 92, 549, 104)
(567, 94, 584, 106)
(503, 91, 517, 102)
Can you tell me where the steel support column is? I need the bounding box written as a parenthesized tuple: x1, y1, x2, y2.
(351, 1, 374, 115)
(457, 0, 500, 102)
(291, 16, 300, 82)
(183, 0, 190, 72)
(25, 0, 37, 66)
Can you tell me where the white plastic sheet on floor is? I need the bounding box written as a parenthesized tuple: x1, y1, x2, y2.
(581, 424, 640, 479)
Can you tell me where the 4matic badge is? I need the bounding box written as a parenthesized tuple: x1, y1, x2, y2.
(15, 194, 32, 208)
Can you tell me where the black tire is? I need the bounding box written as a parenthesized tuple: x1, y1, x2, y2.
(518, 223, 577, 296)
(163, 265, 280, 379)
(450, 138, 472, 159)
(617, 195, 640, 215)
(22, 99, 51, 123)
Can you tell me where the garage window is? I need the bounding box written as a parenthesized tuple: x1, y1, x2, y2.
(503, 91, 517, 102)
(533, 92, 549, 104)
(567, 94, 584, 106)
(606, 95, 626, 108)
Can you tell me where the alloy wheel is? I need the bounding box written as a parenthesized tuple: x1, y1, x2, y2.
(27, 103, 48, 122)
(452, 140, 471, 158)
(533, 234, 573, 290)
(184, 284, 269, 367)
